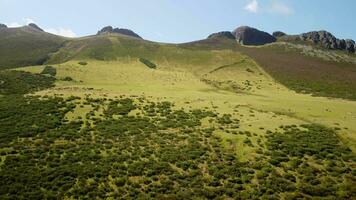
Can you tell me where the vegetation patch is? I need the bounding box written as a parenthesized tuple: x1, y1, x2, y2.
(41, 66, 57, 76)
(259, 124, 356, 199)
(78, 61, 88, 66)
(139, 58, 157, 69)
(0, 70, 55, 94)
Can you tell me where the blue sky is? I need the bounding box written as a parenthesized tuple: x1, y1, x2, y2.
(1, 0, 355, 43)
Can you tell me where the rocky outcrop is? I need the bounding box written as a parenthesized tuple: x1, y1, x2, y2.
(0, 23, 7, 29)
(208, 31, 235, 39)
(299, 31, 355, 53)
(273, 31, 286, 37)
(232, 26, 276, 45)
(345, 39, 355, 53)
(97, 26, 142, 39)
(28, 23, 43, 31)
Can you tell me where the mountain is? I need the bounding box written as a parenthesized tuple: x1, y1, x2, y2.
(183, 27, 356, 101)
(275, 30, 355, 53)
(97, 26, 142, 39)
(0, 24, 65, 69)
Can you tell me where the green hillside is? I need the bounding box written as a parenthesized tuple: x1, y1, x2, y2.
(0, 28, 356, 199)
(183, 37, 356, 100)
(0, 26, 66, 69)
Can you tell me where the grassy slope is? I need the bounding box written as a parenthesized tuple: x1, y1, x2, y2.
(182, 37, 356, 100)
(19, 59, 356, 154)
(0, 26, 65, 69)
(3, 33, 354, 150)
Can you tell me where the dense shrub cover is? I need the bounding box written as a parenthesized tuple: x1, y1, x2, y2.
(0, 70, 55, 94)
(0, 70, 355, 199)
(41, 66, 57, 76)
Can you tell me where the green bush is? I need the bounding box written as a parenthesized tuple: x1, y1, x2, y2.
(139, 58, 156, 69)
(78, 61, 88, 66)
(41, 66, 57, 76)
(0, 70, 55, 94)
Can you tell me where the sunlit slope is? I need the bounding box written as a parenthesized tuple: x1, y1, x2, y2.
(0, 26, 65, 69)
(13, 33, 356, 150)
(183, 37, 356, 100)
(19, 53, 356, 152)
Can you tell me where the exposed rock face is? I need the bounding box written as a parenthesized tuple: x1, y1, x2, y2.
(273, 31, 286, 37)
(97, 26, 142, 39)
(345, 39, 355, 53)
(232, 26, 276, 45)
(28, 23, 43, 31)
(0, 23, 7, 29)
(207, 31, 235, 39)
(300, 31, 355, 53)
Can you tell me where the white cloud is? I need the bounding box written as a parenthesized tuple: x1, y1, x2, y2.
(244, 0, 258, 13)
(24, 18, 35, 24)
(44, 27, 77, 38)
(4, 17, 77, 37)
(269, 2, 294, 15)
(6, 22, 22, 27)
(5, 18, 36, 27)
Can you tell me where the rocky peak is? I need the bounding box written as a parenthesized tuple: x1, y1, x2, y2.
(345, 39, 355, 53)
(97, 26, 142, 39)
(207, 31, 235, 40)
(28, 23, 43, 31)
(300, 30, 355, 53)
(232, 26, 276, 46)
(0, 23, 7, 29)
(273, 31, 286, 37)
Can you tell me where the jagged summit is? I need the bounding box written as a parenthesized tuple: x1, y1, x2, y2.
(275, 30, 355, 53)
(97, 26, 142, 39)
(207, 31, 235, 40)
(28, 23, 44, 31)
(272, 31, 286, 37)
(232, 26, 276, 46)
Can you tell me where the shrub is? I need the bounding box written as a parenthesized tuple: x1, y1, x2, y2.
(61, 76, 74, 81)
(139, 58, 157, 69)
(78, 61, 88, 66)
(41, 66, 57, 76)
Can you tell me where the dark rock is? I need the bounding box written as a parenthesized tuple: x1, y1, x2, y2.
(0, 23, 7, 29)
(299, 30, 355, 53)
(97, 26, 142, 39)
(300, 31, 338, 49)
(208, 31, 235, 39)
(336, 39, 346, 50)
(273, 31, 286, 37)
(98, 26, 114, 33)
(345, 39, 355, 53)
(28, 23, 43, 31)
(232, 26, 276, 45)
